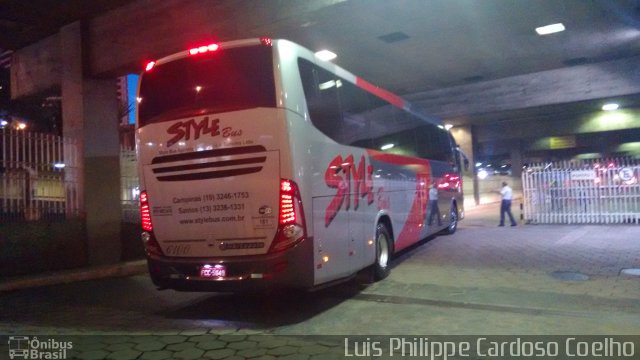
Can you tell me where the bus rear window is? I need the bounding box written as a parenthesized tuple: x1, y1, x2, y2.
(138, 45, 276, 126)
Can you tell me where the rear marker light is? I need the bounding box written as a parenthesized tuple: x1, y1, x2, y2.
(189, 43, 220, 55)
(145, 61, 156, 71)
(260, 37, 273, 46)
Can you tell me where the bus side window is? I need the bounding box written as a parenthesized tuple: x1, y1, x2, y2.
(338, 80, 372, 148)
(298, 59, 343, 142)
(413, 124, 453, 162)
(366, 95, 396, 151)
(441, 130, 456, 165)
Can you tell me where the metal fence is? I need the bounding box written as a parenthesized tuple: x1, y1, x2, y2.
(121, 146, 140, 223)
(522, 158, 640, 224)
(1, 128, 79, 221)
(1, 128, 141, 223)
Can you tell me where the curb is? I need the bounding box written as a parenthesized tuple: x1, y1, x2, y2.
(0, 260, 147, 293)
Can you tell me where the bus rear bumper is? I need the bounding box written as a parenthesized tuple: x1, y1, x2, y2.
(145, 237, 314, 292)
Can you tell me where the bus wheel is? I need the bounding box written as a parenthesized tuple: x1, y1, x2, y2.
(373, 223, 392, 280)
(443, 205, 458, 235)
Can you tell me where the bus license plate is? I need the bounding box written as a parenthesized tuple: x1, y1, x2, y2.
(200, 264, 226, 278)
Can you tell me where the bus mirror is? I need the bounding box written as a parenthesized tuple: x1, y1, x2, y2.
(456, 147, 470, 172)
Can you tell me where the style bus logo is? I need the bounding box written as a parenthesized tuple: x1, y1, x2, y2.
(7, 336, 72, 359)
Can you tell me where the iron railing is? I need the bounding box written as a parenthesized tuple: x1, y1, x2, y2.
(1, 128, 79, 221)
(1, 128, 142, 223)
(522, 158, 640, 224)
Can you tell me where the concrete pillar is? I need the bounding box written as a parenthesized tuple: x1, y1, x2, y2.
(510, 140, 523, 190)
(510, 141, 522, 176)
(61, 22, 84, 217)
(84, 79, 122, 265)
(450, 125, 479, 207)
(61, 21, 122, 265)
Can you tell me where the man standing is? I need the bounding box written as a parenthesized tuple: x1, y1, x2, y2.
(428, 181, 442, 226)
(499, 181, 517, 227)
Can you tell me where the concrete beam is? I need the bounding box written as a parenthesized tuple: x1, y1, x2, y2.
(10, 0, 346, 95)
(474, 108, 640, 143)
(89, 0, 345, 75)
(10, 35, 61, 98)
(407, 56, 640, 118)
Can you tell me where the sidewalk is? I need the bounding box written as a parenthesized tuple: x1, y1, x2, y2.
(0, 260, 147, 293)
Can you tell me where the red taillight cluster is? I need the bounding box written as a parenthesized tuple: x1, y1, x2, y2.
(140, 190, 163, 256)
(270, 179, 306, 253)
(189, 43, 220, 55)
(140, 191, 153, 231)
(145, 61, 156, 72)
(279, 180, 296, 224)
(437, 173, 462, 190)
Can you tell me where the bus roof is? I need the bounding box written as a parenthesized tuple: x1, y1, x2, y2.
(142, 38, 443, 127)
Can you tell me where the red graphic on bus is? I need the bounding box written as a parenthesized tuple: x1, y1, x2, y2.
(395, 173, 430, 250)
(324, 154, 374, 227)
(166, 116, 220, 147)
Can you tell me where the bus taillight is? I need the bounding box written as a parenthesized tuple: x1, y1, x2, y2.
(140, 190, 164, 256)
(279, 180, 296, 224)
(140, 191, 153, 231)
(145, 61, 156, 72)
(271, 179, 306, 253)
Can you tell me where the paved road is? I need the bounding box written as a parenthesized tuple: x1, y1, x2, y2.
(1, 203, 639, 359)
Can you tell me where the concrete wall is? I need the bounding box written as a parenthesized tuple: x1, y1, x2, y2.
(0, 220, 87, 277)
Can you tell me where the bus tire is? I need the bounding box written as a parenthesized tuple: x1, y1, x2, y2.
(442, 204, 458, 235)
(373, 223, 392, 281)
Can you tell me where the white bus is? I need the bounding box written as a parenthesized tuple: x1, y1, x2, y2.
(136, 38, 465, 291)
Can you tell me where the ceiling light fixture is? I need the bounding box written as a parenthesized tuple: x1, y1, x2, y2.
(602, 103, 619, 111)
(315, 50, 337, 61)
(535, 23, 565, 35)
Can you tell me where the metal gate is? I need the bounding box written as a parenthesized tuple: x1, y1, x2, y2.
(522, 158, 640, 224)
(1, 128, 79, 221)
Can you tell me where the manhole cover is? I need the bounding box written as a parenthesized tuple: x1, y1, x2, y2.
(549, 271, 589, 281)
(621, 268, 640, 277)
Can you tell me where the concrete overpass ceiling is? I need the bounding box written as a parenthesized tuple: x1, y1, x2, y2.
(447, 93, 640, 126)
(272, 0, 640, 95)
(1, 0, 640, 127)
(1, 1, 639, 92)
(218, 0, 640, 96)
(0, 0, 133, 50)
